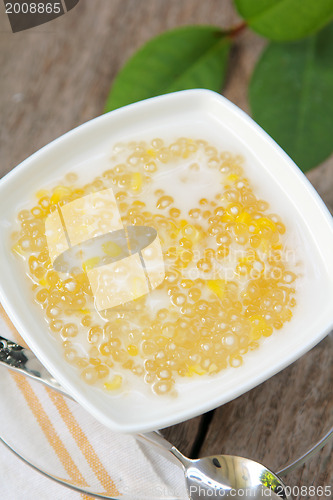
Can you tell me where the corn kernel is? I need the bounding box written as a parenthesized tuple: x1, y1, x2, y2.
(82, 257, 101, 272)
(131, 172, 142, 192)
(208, 280, 226, 299)
(104, 375, 122, 391)
(102, 241, 122, 257)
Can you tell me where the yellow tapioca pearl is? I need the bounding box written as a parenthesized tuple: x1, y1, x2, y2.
(222, 203, 242, 222)
(80, 366, 98, 385)
(276, 222, 286, 234)
(216, 246, 230, 259)
(181, 222, 201, 243)
(38, 196, 50, 210)
(249, 315, 273, 339)
(157, 195, 174, 209)
(235, 261, 252, 276)
(31, 206, 45, 218)
(176, 248, 193, 268)
(104, 375, 123, 391)
(127, 344, 139, 356)
(180, 278, 194, 289)
(254, 217, 277, 234)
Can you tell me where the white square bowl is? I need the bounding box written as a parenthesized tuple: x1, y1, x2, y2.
(0, 89, 332, 433)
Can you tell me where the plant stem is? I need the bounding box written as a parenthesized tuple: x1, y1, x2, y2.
(227, 21, 247, 38)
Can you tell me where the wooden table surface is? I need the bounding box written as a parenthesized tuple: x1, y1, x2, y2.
(0, 1, 332, 498)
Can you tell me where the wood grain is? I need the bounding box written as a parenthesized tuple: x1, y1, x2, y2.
(0, 0, 332, 498)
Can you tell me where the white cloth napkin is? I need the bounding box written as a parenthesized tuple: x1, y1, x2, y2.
(0, 308, 188, 500)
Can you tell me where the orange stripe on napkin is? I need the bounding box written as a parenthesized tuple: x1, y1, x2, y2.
(47, 389, 119, 497)
(0, 306, 119, 498)
(11, 372, 88, 487)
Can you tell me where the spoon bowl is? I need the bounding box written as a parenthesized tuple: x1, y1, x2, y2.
(140, 432, 290, 499)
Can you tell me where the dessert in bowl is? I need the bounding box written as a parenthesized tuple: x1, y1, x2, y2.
(0, 90, 332, 432)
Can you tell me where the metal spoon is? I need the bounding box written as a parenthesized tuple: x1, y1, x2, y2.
(0, 335, 292, 499)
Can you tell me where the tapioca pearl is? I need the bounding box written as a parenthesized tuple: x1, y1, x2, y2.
(64, 172, 78, 184)
(81, 314, 92, 327)
(199, 198, 209, 207)
(18, 209, 32, 221)
(161, 324, 175, 338)
(199, 260, 214, 276)
(153, 380, 174, 395)
(37, 250, 50, 264)
(241, 192, 256, 206)
(188, 287, 201, 302)
(88, 326, 102, 344)
(165, 269, 180, 284)
(99, 342, 112, 356)
(61, 323, 79, 339)
(230, 355, 243, 368)
(28, 256, 39, 272)
(150, 137, 163, 149)
(63, 348, 78, 364)
(170, 293, 186, 307)
(143, 161, 157, 173)
(19, 237, 31, 250)
(169, 208, 180, 218)
(132, 365, 144, 376)
(112, 349, 127, 363)
(157, 149, 171, 163)
(81, 366, 98, 385)
(74, 357, 89, 368)
(70, 294, 86, 309)
(289, 298, 297, 307)
(157, 368, 172, 380)
(35, 288, 49, 303)
(96, 364, 109, 379)
(63, 279, 78, 293)
(224, 335, 235, 347)
(31, 206, 44, 218)
(46, 306, 61, 319)
(201, 342, 213, 352)
(156, 196, 174, 209)
(204, 145, 218, 157)
(49, 319, 63, 332)
(283, 271, 297, 283)
(235, 234, 249, 246)
(203, 210, 211, 219)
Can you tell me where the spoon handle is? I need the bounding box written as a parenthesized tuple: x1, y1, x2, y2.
(137, 432, 189, 467)
(0, 336, 72, 399)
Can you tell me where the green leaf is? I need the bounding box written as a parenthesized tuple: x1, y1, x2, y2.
(105, 26, 230, 112)
(235, 0, 333, 41)
(249, 23, 333, 172)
